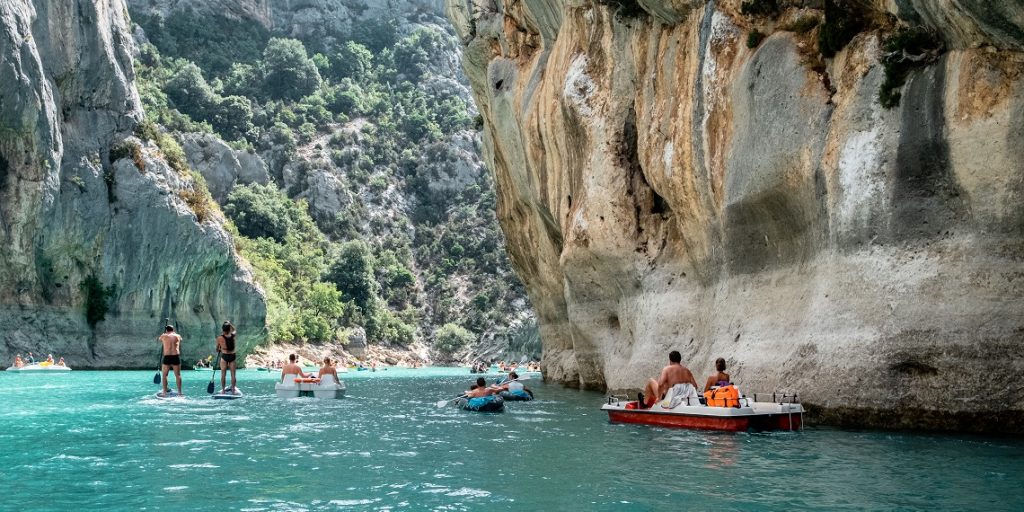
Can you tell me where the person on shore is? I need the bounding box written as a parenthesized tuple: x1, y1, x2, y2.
(159, 325, 184, 395)
(638, 350, 698, 409)
(280, 354, 311, 382)
(318, 357, 340, 383)
(216, 321, 238, 393)
(465, 377, 495, 398)
(704, 358, 731, 392)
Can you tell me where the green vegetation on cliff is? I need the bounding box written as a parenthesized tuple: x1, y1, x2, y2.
(132, 10, 532, 355)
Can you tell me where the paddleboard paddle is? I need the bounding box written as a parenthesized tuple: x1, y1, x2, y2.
(153, 352, 162, 385)
(436, 394, 467, 408)
(154, 317, 171, 384)
(207, 351, 221, 394)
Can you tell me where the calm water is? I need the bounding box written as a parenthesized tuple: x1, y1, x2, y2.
(0, 368, 1022, 511)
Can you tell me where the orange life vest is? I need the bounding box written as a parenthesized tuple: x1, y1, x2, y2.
(704, 384, 741, 407)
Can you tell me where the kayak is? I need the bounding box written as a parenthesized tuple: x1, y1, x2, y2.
(500, 389, 534, 401)
(457, 395, 504, 412)
(213, 388, 244, 400)
(6, 363, 71, 372)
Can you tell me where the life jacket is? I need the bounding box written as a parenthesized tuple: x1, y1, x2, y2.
(704, 384, 741, 407)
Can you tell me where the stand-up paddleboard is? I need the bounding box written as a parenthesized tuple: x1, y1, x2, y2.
(213, 388, 243, 400)
(155, 391, 185, 400)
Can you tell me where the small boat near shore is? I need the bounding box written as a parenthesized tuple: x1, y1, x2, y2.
(6, 363, 72, 372)
(275, 374, 346, 399)
(601, 392, 803, 432)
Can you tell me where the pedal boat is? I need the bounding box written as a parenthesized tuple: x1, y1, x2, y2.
(6, 362, 72, 372)
(275, 374, 346, 399)
(601, 392, 803, 432)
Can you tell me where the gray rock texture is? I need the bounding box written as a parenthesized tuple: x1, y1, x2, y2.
(448, 0, 1024, 432)
(179, 133, 270, 203)
(0, 0, 266, 368)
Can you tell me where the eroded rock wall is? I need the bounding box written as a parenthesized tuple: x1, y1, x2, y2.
(0, 0, 266, 368)
(448, 0, 1024, 431)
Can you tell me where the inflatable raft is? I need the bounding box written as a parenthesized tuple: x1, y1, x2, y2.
(457, 395, 505, 412)
(499, 389, 534, 401)
(275, 374, 346, 399)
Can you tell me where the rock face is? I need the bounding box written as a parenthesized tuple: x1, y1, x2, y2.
(0, 0, 266, 368)
(448, 0, 1024, 432)
(179, 133, 270, 203)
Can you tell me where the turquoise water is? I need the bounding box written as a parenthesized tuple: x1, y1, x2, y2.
(1, 368, 1022, 511)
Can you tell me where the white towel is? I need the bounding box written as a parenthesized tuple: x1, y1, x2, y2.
(319, 374, 337, 386)
(281, 374, 299, 386)
(662, 383, 698, 409)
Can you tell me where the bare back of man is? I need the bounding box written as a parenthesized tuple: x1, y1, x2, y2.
(158, 328, 183, 395)
(640, 351, 697, 408)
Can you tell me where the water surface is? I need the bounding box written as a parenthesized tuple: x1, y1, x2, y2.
(1, 368, 1021, 511)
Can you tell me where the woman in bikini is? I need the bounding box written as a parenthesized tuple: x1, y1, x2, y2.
(704, 357, 731, 392)
(216, 321, 239, 393)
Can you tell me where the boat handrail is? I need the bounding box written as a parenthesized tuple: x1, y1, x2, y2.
(751, 392, 801, 404)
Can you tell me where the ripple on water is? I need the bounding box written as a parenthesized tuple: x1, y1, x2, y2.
(2, 370, 1023, 511)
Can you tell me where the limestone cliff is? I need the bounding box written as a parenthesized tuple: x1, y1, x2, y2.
(0, 0, 266, 368)
(448, 0, 1024, 432)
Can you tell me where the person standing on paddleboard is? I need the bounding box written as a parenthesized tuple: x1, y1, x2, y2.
(216, 321, 238, 393)
(159, 325, 184, 395)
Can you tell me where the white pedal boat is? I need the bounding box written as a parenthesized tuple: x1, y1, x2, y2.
(275, 374, 346, 399)
(6, 363, 72, 372)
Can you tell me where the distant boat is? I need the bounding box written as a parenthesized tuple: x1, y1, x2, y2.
(6, 363, 71, 372)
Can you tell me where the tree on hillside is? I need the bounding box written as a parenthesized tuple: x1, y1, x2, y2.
(326, 240, 379, 315)
(329, 41, 374, 81)
(435, 323, 474, 354)
(224, 183, 298, 243)
(165, 61, 217, 115)
(262, 38, 322, 101)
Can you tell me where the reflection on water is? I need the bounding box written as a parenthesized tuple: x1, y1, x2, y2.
(0, 368, 1022, 511)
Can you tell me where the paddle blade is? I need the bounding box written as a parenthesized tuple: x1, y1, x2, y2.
(153, 372, 161, 384)
(207, 381, 215, 394)
(435, 400, 450, 408)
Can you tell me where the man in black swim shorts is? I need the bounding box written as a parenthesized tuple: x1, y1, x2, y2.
(159, 325, 184, 395)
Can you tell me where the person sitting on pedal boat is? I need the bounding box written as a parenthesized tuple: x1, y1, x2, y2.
(45, 354, 54, 365)
(318, 357, 340, 382)
(280, 353, 311, 383)
(56, 357, 66, 367)
(638, 350, 698, 409)
(704, 357, 732, 392)
(13, 355, 24, 368)
(26, 352, 35, 364)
